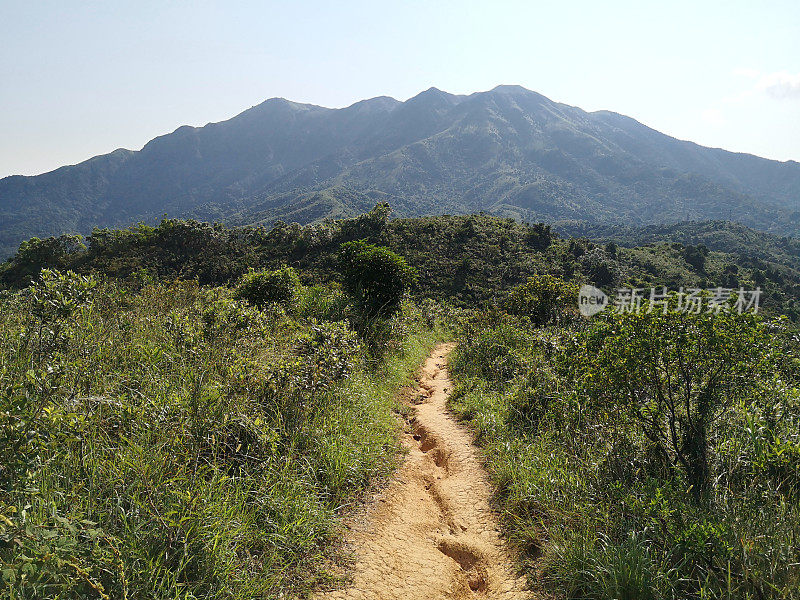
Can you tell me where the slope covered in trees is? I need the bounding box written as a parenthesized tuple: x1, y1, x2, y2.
(5, 207, 800, 319)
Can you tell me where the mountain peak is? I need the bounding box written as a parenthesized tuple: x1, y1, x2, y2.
(344, 95, 400, 113)
(407, 87, 462, 106)
(490, 84, 531, 94)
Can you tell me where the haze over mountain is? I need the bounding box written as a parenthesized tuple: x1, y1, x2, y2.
(2, 84, 800, 258)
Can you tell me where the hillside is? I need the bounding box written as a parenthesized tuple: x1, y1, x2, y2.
(556, 219, 800, 270)
(2, 85, 800, 257)
(5, 208, 800, 319)
(3, 207, 800, 599)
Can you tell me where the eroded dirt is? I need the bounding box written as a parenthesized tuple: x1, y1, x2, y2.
(315, 343, 531, 599)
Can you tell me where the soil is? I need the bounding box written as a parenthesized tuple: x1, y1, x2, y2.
(314, 343, 531, 599)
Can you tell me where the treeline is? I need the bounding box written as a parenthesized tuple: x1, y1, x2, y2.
(3, 204, 800, 318)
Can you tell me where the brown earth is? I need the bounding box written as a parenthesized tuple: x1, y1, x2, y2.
(314, 343, 532, 599)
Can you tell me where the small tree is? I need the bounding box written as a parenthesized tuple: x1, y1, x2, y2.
(338, 240, 416, 319)
(524, 223, 553, 251)
(684, 244, 709, 271)
(502, 275, 579, 326)
(579, 299, 773, 500)
(1, 235, 86, 287)
(235, 266, 300, 308)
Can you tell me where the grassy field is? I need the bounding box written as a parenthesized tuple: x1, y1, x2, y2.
(0, 270, 443, 599)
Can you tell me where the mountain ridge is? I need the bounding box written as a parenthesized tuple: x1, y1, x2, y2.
(2, 84, 799, 257)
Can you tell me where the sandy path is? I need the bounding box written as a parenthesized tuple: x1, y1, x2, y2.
(315, 343, 531, 600)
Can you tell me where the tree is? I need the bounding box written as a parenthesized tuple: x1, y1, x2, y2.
(524, 223, 553, 251)
(579, 299, 774, 500)
(338, 240, 416, 319)
(684, 244, 709, 271)
(1, 235, 86, 287)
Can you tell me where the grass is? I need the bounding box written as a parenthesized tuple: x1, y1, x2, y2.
(448, 307, 800, 600)
(0, 271, 443, 599)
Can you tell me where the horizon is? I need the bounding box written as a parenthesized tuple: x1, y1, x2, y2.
(2, 0, 799, 178)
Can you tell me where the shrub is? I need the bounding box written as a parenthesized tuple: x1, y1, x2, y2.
(235, 266, 300, 309)
(295, 320, 362, 393)
(452, 321, 531, 386)
(579, 302, 774, 499)
(502, 275, 579, 326)
(338, 240, 416, 319)
(580, 248, 621, 287)
(201, 295, 267, 338)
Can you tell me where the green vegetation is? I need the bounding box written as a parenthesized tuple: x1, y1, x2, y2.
(502, 274, 579, 326)
(450, 279, 800, 599)
(4, 208, 800, 318)
(0, 261, 443, 597)
(3, 207, 800, 599)
(235, 265, 300, 308)
(338, 239, 417, 319)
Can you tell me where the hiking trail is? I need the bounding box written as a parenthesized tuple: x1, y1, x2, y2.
(315, 343, 531, 599)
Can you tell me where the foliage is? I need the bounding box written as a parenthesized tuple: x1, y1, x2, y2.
(338, 240, 417, 319)
(5, 212, 800, 320)
(450, 291, 800, 599)
(684, 244, 709, 271)
(0, 270, 442, 599)
(502, 275, 579, 326)
(3, 205, 800, 599)
(578, 299, 773, 498)
(235, 265, 300, 308)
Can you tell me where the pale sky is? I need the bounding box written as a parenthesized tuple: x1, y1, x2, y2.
(1, 0, 799, 178)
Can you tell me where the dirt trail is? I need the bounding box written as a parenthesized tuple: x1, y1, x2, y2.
(316, 343, 531, 599)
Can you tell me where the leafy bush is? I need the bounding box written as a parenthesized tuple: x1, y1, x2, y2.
(578, 300, 773, 498)
(6, 212, 800, 320)
(502, 274, 579, 326)
(338, 240, 416, 319)
(295, 321, 362, 392)
(235, 265, 300, 308)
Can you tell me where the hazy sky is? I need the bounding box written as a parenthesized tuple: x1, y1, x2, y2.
(1, 0, 799, 178)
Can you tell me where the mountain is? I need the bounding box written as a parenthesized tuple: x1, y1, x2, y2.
(2, 84, 800, 257)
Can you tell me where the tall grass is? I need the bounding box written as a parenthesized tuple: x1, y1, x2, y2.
(0, 272, 442, 599)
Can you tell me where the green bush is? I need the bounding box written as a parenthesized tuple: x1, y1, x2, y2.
(235, 266, 300, 308)
(502, 274, 579, 326)
(338, 240, 416, 319)
(579, 303, 773, 499)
